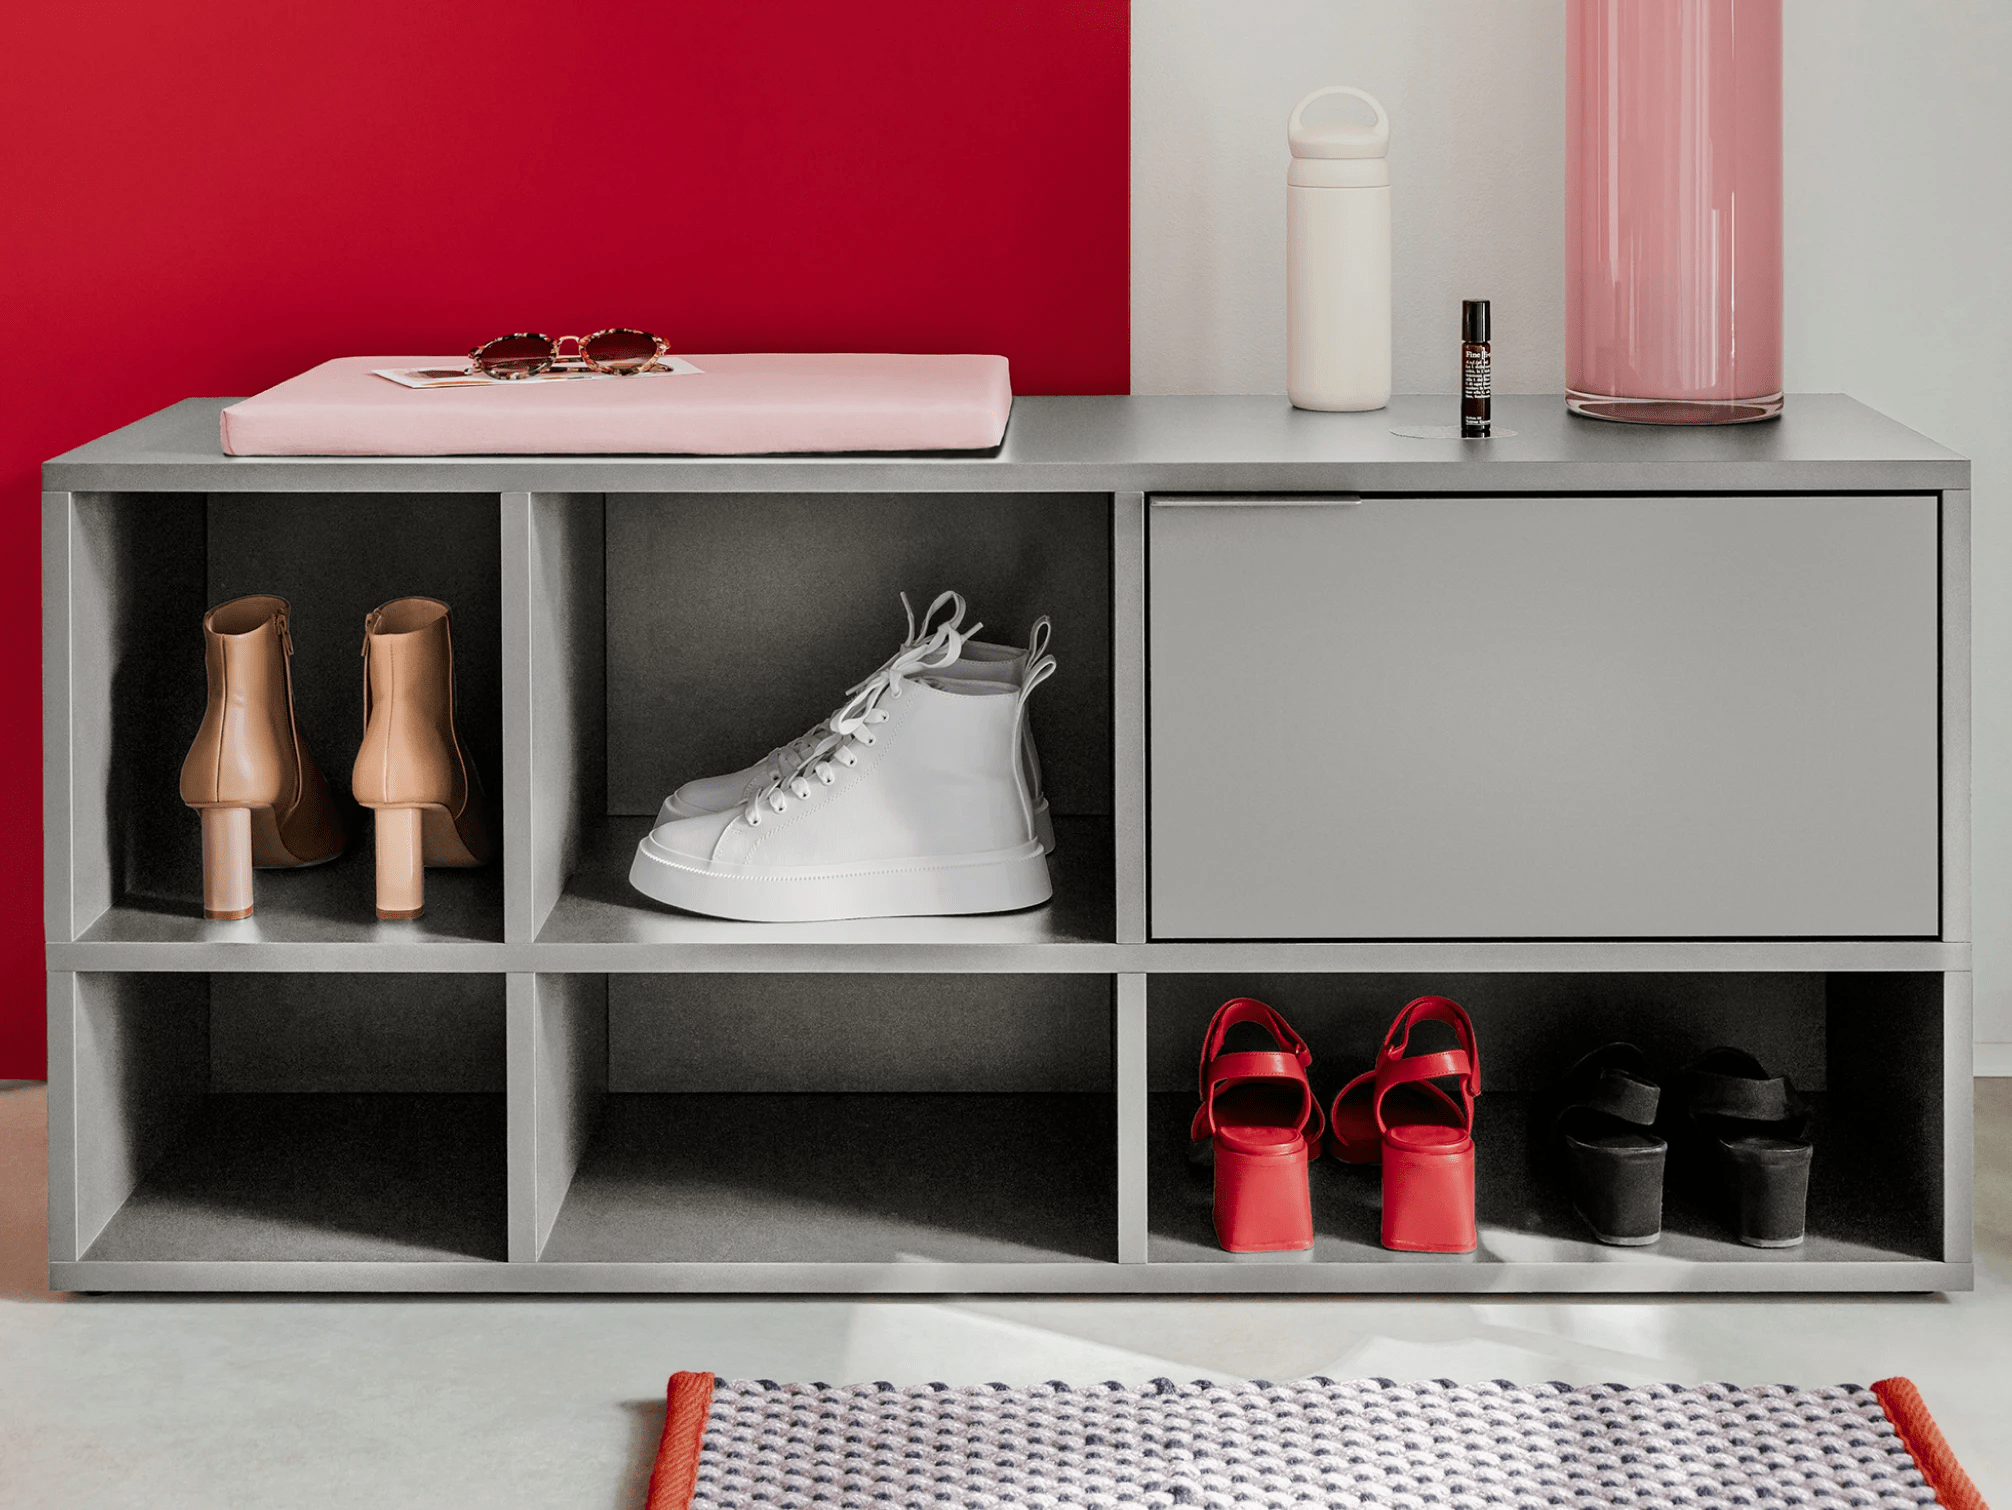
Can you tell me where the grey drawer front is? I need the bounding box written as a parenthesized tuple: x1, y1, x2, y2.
(1148, 495, 1940, 939)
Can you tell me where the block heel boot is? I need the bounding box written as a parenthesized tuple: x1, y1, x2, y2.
(1190, 999, 1324, 1254)
(351, 598, 494, 920)
(1327, 995, 1481, 1254)
(179, 595, 345, 919)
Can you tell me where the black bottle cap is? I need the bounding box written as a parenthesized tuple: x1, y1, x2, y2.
(1462, 299, 1490, 345)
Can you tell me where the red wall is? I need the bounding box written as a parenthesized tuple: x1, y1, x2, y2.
(0, 0, 1130, 1077)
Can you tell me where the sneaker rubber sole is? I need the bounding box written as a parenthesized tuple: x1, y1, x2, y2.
(628, 835, 1053, 922)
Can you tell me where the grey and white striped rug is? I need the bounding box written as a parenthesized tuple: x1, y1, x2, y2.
(677, 1375, 1944, 1509)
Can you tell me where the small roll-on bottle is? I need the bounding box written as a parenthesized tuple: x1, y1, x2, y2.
(1461, 300, 1492, 437)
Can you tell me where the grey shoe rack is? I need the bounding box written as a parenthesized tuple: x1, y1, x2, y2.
(43, 393, 1973, 1292)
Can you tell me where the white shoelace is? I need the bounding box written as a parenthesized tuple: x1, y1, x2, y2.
(741, 611, 977, 828)
(747, 592, 968, 788)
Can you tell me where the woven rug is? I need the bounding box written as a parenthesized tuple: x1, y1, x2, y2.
(642, 1371, 1984, 1510)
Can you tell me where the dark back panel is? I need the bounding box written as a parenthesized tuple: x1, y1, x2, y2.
(605, 493, 1111, 816)
(1827, 972, 1944, 1256)
(609, 973, 1113, 1092)
(1148, 973, 1828, 1095)
(210, 973, 507, 1093)
(89, 495, 209, 903)
(206, 493, 503, 814)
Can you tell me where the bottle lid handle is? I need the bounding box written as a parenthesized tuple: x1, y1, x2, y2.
(1288, 86, 1390, 158)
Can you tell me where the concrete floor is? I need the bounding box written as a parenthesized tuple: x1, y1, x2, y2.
(3, 1079, 2008, 1510)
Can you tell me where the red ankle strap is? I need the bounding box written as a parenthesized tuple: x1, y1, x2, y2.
(1197, 997, 1312, 1098)
(1378, 995, 1481, 1098)
(1194, 998, 1324, 1147)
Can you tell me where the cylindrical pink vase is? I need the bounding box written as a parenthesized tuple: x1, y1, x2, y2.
(1566, 0, 1782, 424)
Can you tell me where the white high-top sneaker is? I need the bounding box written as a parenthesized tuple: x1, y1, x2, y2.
(655, 592, 1057, 852)
(629, 625, 1058, 922)
(951, 617, 1055, 852)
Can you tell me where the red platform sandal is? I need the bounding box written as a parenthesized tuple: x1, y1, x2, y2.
(1326, 995, 1481, 1254)
(1190, 998, 1326, 1253)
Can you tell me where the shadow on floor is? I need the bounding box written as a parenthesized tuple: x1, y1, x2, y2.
(619, 1398, 667, 1510)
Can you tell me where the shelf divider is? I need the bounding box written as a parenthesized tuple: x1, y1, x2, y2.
(45, 971, 78, 1262)
(1117, 972, 1147, 1262)
(1942, 487, 1971, 945)
(1942, 970, 1974, 1266)
(508, 971, 608, 1262)
(43, 491, 79, 944)
(504, 492, 607, 945)
(1113, 491, 1147, 944)
(502, 494, 533, 944)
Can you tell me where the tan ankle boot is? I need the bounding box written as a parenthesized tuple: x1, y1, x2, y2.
(179, 595, 345, 919)
(351, 598, 494, 920)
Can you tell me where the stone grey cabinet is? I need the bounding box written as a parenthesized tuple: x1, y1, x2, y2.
(1149, 493, 1941, 940)
(42, 393, 1974, 1293)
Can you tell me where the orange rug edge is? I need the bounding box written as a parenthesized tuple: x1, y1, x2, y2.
(643, 1371, 717, 1510)
(1873, 1377, 1989, 1510)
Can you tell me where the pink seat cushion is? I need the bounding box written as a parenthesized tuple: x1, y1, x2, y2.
(219, 353, 1012, 456)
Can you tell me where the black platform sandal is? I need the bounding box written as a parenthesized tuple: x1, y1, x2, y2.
(1678, 1047, 1813, 1248)
(1556, 1042, 1666, 1245)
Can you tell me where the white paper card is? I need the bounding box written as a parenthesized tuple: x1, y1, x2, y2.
(373, 357, 704, 389)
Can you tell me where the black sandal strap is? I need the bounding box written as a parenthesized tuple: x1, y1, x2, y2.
(1572, 1067, 1660, 1126)
(1683, 1068, 1793, 1122)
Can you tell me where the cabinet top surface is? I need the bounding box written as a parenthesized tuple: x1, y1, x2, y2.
(44, 392, 1966, 494)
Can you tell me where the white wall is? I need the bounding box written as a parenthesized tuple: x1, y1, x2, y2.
(1133, 0, 2012, 1061)
(1134, 0, 1564, 396)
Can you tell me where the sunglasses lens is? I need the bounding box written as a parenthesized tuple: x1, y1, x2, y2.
(583, 329, 660, 372)
(473, 335, 553, 378)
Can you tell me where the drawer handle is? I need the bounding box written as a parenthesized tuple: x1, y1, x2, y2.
(1151, 495, 1362, 508)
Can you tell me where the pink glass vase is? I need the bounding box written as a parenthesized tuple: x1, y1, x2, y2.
(1566, 0, 1783, 424)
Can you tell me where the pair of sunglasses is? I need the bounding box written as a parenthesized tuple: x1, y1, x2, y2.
(468, 328, 670, 379)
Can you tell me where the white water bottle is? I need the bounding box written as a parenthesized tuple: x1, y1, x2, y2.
(1287, 86, 1392, 411)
